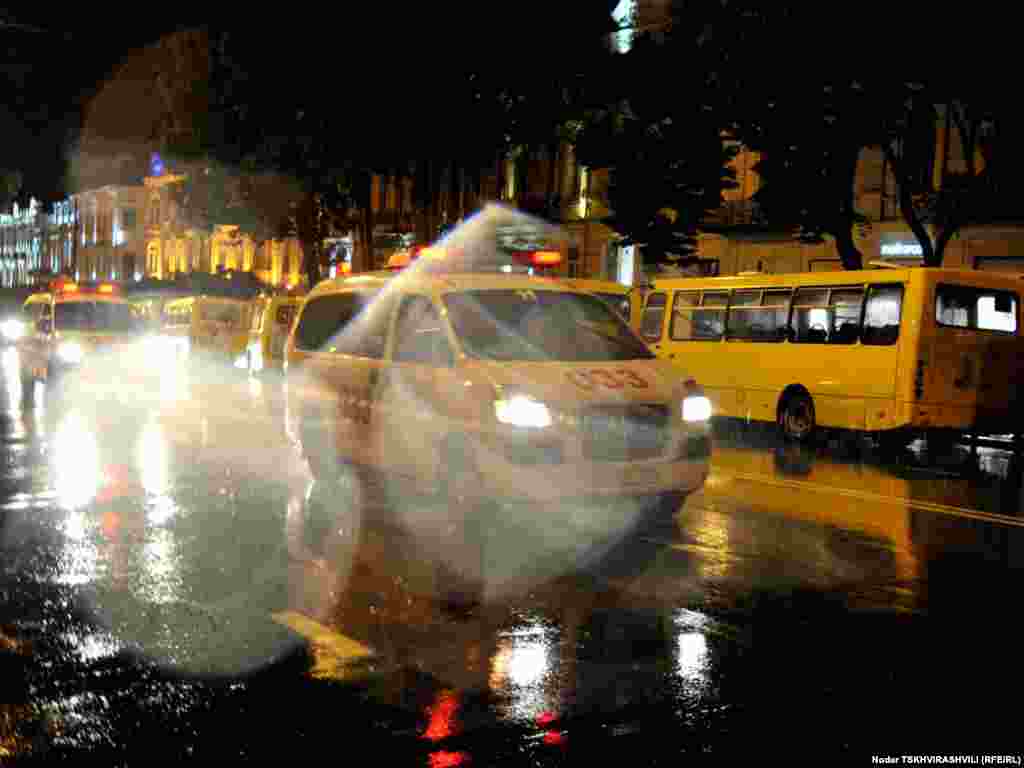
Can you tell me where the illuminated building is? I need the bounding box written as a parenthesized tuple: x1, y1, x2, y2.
(142, 168, 307, 288)
(0, 198, 47, 287)
(70, 185, 146, 283)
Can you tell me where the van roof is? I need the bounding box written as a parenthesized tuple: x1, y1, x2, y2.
(308, 271, 590, 298)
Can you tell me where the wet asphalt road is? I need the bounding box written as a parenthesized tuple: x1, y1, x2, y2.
(2, 345, 1024, 764)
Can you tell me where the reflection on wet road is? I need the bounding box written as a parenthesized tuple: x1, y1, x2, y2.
(2, 347, 1023, 760)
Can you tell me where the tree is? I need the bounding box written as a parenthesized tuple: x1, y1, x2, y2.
(0, 169, 21, 211)
(736, 91, 873, 270)
(163, 157, 234, 273)
(494, 2, 620, 224)
(881, 94, 1000, 268)
(574, 13, 738, 267)
(710, 2, 878, 270)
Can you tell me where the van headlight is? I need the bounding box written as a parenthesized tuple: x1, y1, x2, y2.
(495, 395, 552, 428)
(682, 395, 712, 422)
(57, 341, 84, 364)
(2, 319, 25, 341)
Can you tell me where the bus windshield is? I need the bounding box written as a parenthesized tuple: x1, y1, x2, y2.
(55, 302, 142, 333)
(444, 290, 653, 361)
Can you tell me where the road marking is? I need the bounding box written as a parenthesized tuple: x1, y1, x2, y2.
(270, 610, 375, 681)
(706, 469, 1024, 529)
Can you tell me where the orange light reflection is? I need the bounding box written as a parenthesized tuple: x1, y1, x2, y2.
(428, 751, 470, 768)
(423, 690, 461, 742)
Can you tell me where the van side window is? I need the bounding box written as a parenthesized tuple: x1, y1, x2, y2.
(863, 284, 904, 345)
(294, 293, 361, 351)
(163, 305, 191, 326)
(640, 292, 666, 340)
(394, 296, 453, 366)
(216, 304, 242, 326)
(350, 294, 395, 359)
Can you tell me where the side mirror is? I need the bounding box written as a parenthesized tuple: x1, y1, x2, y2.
(36, 318, 52, 334)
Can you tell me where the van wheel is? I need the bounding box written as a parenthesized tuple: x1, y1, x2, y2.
(779, 392, 815, 442)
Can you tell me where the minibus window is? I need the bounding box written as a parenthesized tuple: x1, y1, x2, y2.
(693, 291, 727, 340)
(862, 284, 904, 345)
(640, 292, 667, 340)
(936, 285, 1016, 334)
(828, 287, 864, 344)
(791, 288, 831, 343)
(670, 291, 701, 340)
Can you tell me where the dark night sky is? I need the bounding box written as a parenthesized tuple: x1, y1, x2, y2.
(1, 13, 207, 203)
(1, 2, 616, 204)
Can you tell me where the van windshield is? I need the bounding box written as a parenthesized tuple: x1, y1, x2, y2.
(443, 290, 652, 361)
(55, 302, 141, 333)
(594, 292, 631, 319)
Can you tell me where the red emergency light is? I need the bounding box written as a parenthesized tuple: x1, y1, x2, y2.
(49, 278, 121, 297)
(50, 277, 78, 294)
(512, 250, 563, 268)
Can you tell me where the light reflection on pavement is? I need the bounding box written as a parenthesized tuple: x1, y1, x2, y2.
(2, 345, 1024, 758)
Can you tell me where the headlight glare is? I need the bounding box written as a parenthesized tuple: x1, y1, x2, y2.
(2, 319, 25, 341)
(494, 395, 552, 428)
(57, 341, 84, 364)
(682, 395, 712, 422)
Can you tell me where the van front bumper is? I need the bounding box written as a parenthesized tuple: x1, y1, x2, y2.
(472, 439, 710, 503)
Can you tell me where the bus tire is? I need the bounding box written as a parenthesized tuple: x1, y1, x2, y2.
(779, 390, 816, 442)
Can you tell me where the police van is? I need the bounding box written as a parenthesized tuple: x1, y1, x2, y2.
(158, 295, 252, 366)
(18, 278, 143, 400)
(557, 278, 643, 331)
(243, 295, 304, 374)
(284, 244, 711, 523)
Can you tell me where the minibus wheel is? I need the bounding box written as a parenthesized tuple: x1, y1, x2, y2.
(779, 391, 816, 442)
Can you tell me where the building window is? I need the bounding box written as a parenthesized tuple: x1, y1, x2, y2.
(577, 166, 590, 219)
(617, 245, 634, 286)
(504, 158, 516, 201)
(612, 0, 637, 53)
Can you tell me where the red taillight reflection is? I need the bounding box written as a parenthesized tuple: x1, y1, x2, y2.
(536, 711, 558, 727)
(428, 751, 470, 768)
(423, 690, 460, 742)
(542, 731, 567, 747)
